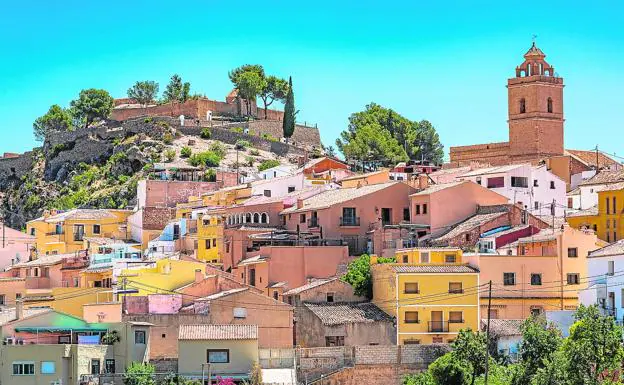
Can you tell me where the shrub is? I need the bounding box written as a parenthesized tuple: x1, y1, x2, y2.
(235, 139, 251, 150)
(143, 117, 153, 123)
(163, 132, 174, 145)
(249, 149, 260, 156)
(180, 146, 192, 158)
(200, 127, 211, 139)
(232, 127, 244, 134)
(203, 168, 217, 182)
(208, 142, 227, 158)
(189, 151, 221, 167)
(118, 175, 130, 183)
(245, 156, 255, 167)
(257, 159, 281, 172)
(164, 149, 176, 162)
(262, 133, 278, 142)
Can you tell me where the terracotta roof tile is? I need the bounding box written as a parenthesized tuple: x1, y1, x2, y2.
(409, 181, 466, 196)
(566, 150, 620, 169)
(390, 264, 479, 273)
(178, 324, 258, 340)
(482, 319, 523, 336)
(283, 278, 338, 296)
(589, 240, 624, 258)
(303, 302, 393, 326)
(567, 206, 599, 218)
(578, 170, 624, 186)
(432, 212, 507, 243)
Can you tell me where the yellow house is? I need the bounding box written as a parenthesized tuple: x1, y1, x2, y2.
(567, 183, 624, 243)
(21, 287, 114, 317)
(197, 214, 224, 264)
(26, 209, 133, 256)
(118, 259, 207, 296)
(372, 248, 480, 345)
(176, 185, 253, 219)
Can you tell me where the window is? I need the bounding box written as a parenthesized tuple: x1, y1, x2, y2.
(476, 177, 482, 185)
(415, 204, 421, 215)
(487, 177, 505, 188)
(325, 336, 345, 347)
(404, 282, 419, 294)
(614, 197, 618, 213)
(465, 233, 471, 242)
(400, 254, 408, 264)
(607, 197, 611, 215)
(263, 189, 271, 197)
(530, 307, 543, 316)
(550, 181, 556, 189)
(608, 233, 611, 243)
(299, 214, 306, 224)
(533, 179, 539, 187)
(404, 311, 419, 324)
(233, 307, 247, 319)
(0, 295, 4, 305)
(547, 97, 553, 113)
(12, 362, 35, 375)
(608, 261, 615, 276)
(449, 282, 463, 294)
(568, 248, 578, 258)
(403, 208, 410, 221)
(41, 361, 56, 374)
(449, 311, 463, 323)
(567, 273, 580, 285)
(504, 273, 516, 286)
(91, 359, 100, 375)
(55, 223, 63, 234)
(445, 254, 456, 263)
(422, 204, 428, 214)
(93, 224, 101, 234)
(288, 186, 296, 193)
(531, 273, 542, 286)
(105, 359, 115, 374)
(534, 201, 539, 210)
(212, 239, 217, 247)
(420, 252, 430, 263)
(162, 334, 166, 338)
(58, 335, 71, 344)
(208, 349, 230, 363)
(519, 98, 526, 113)
(511, 177, 528, 188)
(73, 224, 85, 241)
(326, 292, 335, 303)
(403, 339, 421, 345)
(488, 309, 499, 319)
(30, 228, 35, 236)
(134, 330, 146, 344)
(520, 246, 527, 256)
(273, 291, 279, 300)
(205, 239, 211, 249)
(615, 232, 618, 242)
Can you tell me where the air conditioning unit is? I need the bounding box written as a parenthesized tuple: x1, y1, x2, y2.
(17, 339, 24, 345)
(3, 337, 15, 345)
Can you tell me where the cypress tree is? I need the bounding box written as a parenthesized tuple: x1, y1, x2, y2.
(282, 76, 295, 141)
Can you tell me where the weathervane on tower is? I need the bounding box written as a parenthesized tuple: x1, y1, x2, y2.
(532, 34, 538, 45)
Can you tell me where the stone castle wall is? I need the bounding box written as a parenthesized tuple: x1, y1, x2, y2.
(449, 141, 511, 167)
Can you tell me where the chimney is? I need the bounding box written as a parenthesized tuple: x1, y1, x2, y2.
(16, 300, 24, 320)
(195, 269, 204, 283)
(43, 210, 50, 219)
(296, 199, 304, 209)
(418, 174, 429, 190)
(50, 209, 58, 216)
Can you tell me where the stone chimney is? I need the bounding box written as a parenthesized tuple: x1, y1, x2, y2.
(16, 300, 24, 320)
(418, 174, 429, 190)
(195, 269, 204, 283)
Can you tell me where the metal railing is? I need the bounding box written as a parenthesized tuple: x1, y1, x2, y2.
(307, 217, 319, 228)
(428, 321, 449, 333)
(339, 217, 360, 226)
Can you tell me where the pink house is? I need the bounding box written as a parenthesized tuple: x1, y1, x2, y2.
(281, 182, 417, 255)
(0, 223, 35, 271)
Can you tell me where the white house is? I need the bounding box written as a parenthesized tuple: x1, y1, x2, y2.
(458, 164, 567, 216)
(579, 240, 624, 322)
(576, 170, 624, 210)
(241, 164, 297, 184)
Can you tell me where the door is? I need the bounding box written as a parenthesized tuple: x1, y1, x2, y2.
(249, 268, 256, 287)
(430, 311, 444, 332)
(381, 208, 392, 226)
(74, 225, 85, 241)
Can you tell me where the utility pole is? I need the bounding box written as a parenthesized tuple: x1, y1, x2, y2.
(484, 280, 492, 385)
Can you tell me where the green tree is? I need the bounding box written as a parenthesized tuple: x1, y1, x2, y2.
(249, 362, 263, 385)
(341, 254, 394, 299)
(512, 315, 563, 385)
(33, 104, 73, 141)
(562, 305, 624, 385)
(228, 64, 265, 84)
(257, 159, 281, 172)
(70, 88, 114, 128)
(259, 75, 289, 119)
(237, 71, 266, 116)
(339, 122, 408, 167)
(429, 353, 471, 385)
(162, 74, 191, 104)
(326, 145, 337, 158)
(453, 329, 488, 385)
(530, 350, 569, 385)
(282, 76, 296, 141)
(127, 80, 159, 108)
(404, 371, 435, 385)
(123, 362, 156, 385)
(336, 103, 444, 165)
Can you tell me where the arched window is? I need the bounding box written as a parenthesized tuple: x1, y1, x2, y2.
(519, 98, 526, 114)
(547, 97, 553, 113)
(261, 213, 268, 224)
(245, 213, 252, 223)
(253, 213, 260, 223)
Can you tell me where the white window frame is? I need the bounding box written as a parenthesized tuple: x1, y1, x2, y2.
(12, 361, 35, 376)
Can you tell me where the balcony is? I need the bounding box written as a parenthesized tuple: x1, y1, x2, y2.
(308, 217, 319, 228)
(428, 321, 449, 333)
(339, 217, 360, 227)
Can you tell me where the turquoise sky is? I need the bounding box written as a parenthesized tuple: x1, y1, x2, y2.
(1, 1, 623, 161)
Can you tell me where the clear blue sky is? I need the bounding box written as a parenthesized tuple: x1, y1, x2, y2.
(1, 1, 623, 161)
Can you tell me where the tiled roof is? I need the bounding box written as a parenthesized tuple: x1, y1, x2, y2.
(10, 253, 71, 268)
(433, 212, 507, 242)
(196, 288, 249, 301)
(0, 307, 51, 326)
(283, 278, 337, 296)
(566, 149, 620, 170)
(482, 319, 523, 337)
(460, 164, 527, 178)
(534, 215, 566, 229)
(303, 302, 393, 326)
(578, 170, 624, 186)
(566, 206, 599, 218)
(476, 204, 512, 215)
(410, 181, 466, 196)
(601, 182, 624, 192)
(589, 240, 624, 258)
(390, 264, 479, 274)
(340, 169, 389, 182)
(281, 182, 402, 214)
(178, 324, 258, 340)
(517, 229, 557, 243)
(237, 255, 268, 266)
(429, 166, 471, 177)
(268, 281, 288, 288)
(43, 209, 120, 222)
(568, 187, 581, 196)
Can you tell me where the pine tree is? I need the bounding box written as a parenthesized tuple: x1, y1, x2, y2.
(282, 76, 295, 142)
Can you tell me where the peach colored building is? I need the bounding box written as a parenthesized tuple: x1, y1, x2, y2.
(281, 182, 417, 255)
(465, 225, 602, 319)
(232, 245, 350, 294)
(340, 169, 390, 188)
(175, 266, 261, 307)
(2, 252, 88, 291)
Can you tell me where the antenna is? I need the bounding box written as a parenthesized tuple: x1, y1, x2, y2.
(532, 34, 538, 44)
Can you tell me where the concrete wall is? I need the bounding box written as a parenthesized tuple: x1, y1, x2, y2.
(178, 339, 259, 377)
(138, 180, 220, 209)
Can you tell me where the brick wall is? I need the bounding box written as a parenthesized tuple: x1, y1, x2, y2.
(449, 142, 511, 167)
(142, 207, 176, 231)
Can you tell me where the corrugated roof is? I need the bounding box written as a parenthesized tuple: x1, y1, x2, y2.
(390, 264, 479, 273)
(281, 182, 402, 214)
(178, 324, 258, 340)
(410, 181, 465, 196)
(283, 278, 337, 296)
(589, 240, 624, 258)
(304, 302, 393, 326)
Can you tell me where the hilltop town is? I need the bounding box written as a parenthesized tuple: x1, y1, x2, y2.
(1, 44, 624, 385)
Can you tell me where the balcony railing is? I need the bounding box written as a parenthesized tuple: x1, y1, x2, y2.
(308, 217, 319, 228)
(339, 217, 360, 227)
(428, 321, 449, 333)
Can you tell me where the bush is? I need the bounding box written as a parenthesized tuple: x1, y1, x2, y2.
(200, 127, 211, 139)
(257, 159, 281, 172)
(189, 151, 221, 167)
(232, 127, 244, 134)
(250, 149, 260, 156)
(245, 156, 255, 167)
(235, 139, 251, 150)
(164, 149, 176, 162)
(143, 117, 153, 123)
(203, 168, 217, 182)
(262, 133, 278, 142)
(163, 132, 174, 145)
(180, 146, 192, 158)
(208, 142, 227, 158)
